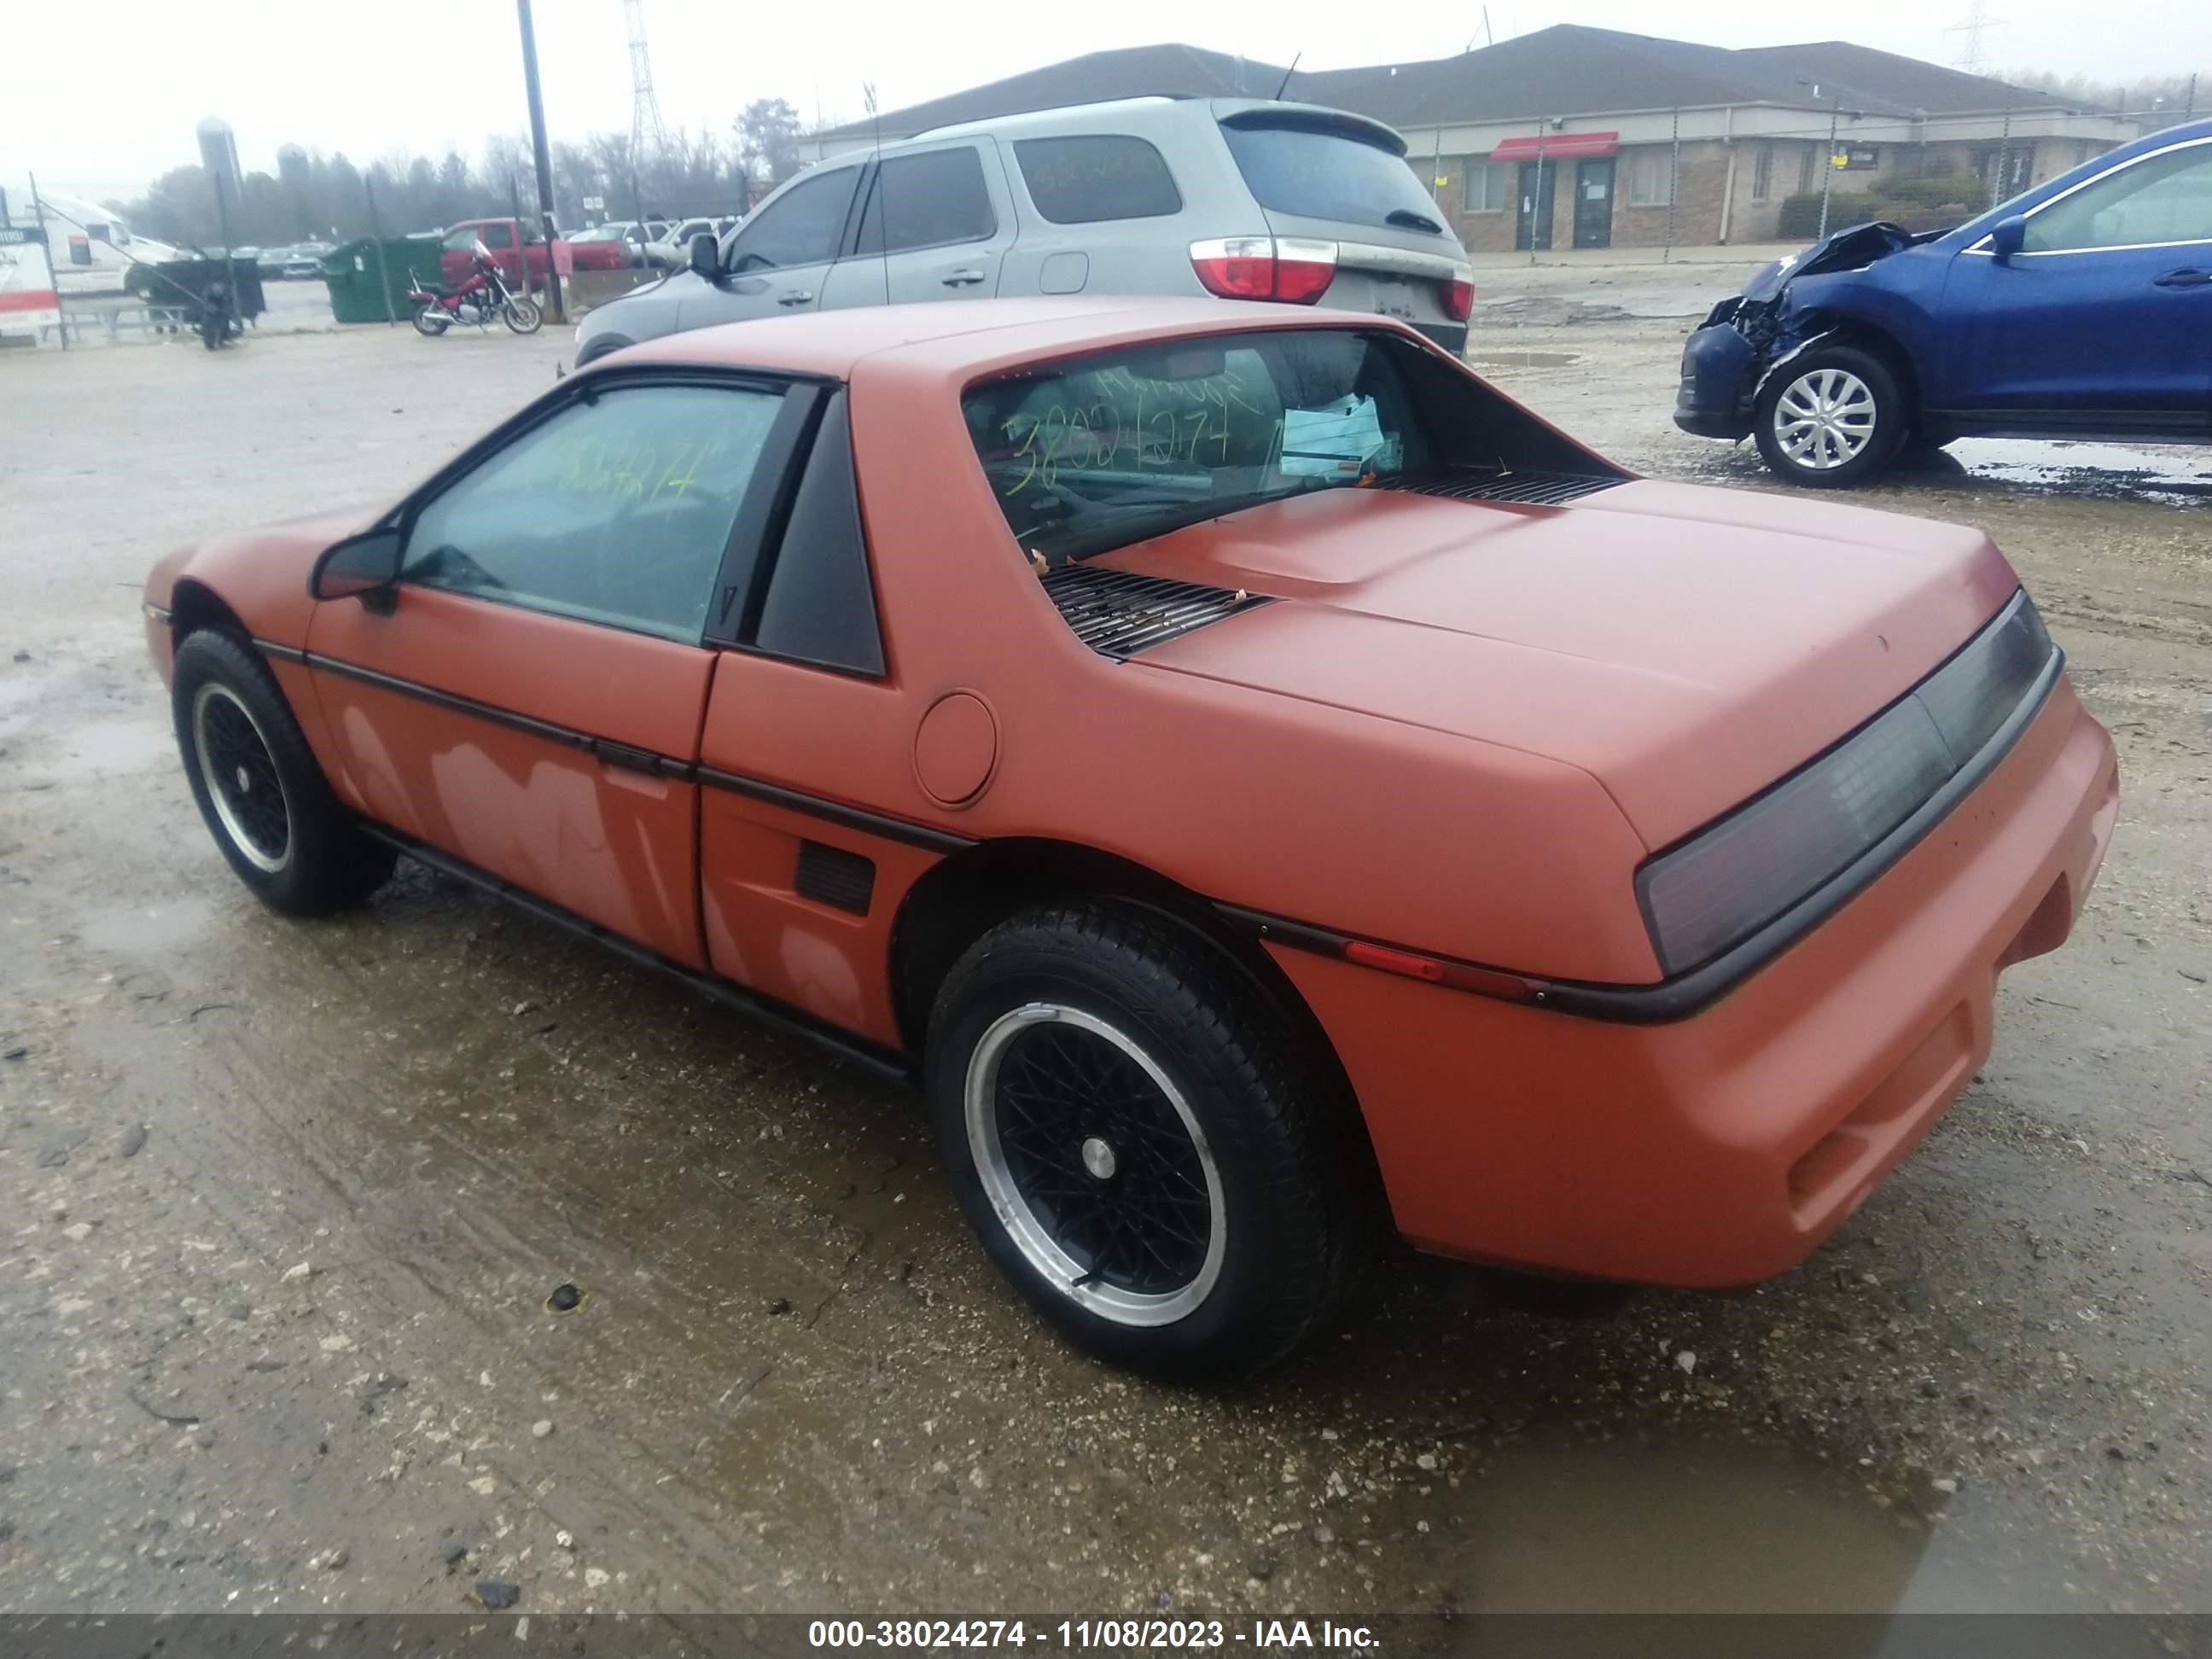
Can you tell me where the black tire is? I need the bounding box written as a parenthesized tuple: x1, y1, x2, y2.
(503, 295, 544, 335)
(573, 333, 633, 367)
(1752, 343, 1907, 488)
(925, 899, 1377, 1382)
(171, 629, 396, 916)
(412, 301, 450, 337)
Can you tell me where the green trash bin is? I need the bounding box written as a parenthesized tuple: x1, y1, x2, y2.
(323, 236, 442, 323)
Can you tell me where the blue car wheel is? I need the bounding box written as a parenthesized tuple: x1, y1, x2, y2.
(1753, 344, 1907, 489)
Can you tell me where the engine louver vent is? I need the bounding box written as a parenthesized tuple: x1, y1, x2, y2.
(1393, 469, 1622, 506)
(1039, 566, 1272, 661)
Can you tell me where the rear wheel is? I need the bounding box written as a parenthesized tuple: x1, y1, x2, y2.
(411, 301, 450, 337)
(926, 900, 1375, 1381)
(172, 630, 395, 916)
(1753, 344, 1906, 488)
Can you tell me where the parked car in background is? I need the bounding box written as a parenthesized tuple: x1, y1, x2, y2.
(574, 97, 1475, 366)
(143, 299, 2114, 1378)
(1675, 117, 2212, 486)
(568, 219, 666, 267)
(643, 215, 742, 269)
(439, 218, 632, 292)
(259, 243, 332, 280)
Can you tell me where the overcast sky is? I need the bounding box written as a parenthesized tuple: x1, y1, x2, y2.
(6, 0, 2207, 201)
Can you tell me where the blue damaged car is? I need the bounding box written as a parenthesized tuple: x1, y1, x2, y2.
(1674, 118, 2212, 487)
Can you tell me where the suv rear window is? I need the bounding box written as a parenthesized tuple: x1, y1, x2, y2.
(1014, 136, 1183, 224)
(1219, 118, 1445, 235)
(963, 329, 1435, 563)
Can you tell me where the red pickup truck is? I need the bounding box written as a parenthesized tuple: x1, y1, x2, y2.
(437, 218, 628, 290)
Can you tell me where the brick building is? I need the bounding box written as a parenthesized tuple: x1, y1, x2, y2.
(806, 29, 2150, 252)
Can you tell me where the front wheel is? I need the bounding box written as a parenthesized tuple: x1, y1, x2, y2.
(502, 295, 544, 335)
(172, 630, 396, 916)
(411, 301, 450, 337)
(1752, 344, 1906, 487)
(925, 900, 1377, 1382)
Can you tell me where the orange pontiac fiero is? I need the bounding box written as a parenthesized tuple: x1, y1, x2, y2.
(144, 300, 2118, 1378)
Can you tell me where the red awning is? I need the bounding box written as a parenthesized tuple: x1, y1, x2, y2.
(1491, 131, 1619, 163)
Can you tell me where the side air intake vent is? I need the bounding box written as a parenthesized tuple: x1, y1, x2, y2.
(1393, 469, 1621, 506)
(1039, 566, 1272, 660)
(795, 840, 876, 915)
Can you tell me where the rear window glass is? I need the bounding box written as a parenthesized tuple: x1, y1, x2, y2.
(1014, 136, 1183, 224)
(1220, 119, 1446, 235)
(962, 329, 1436, 564)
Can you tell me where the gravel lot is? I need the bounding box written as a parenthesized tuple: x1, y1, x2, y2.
(2, 271, 2207, 1618)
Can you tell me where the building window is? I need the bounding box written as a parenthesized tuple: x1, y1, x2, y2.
(1462, 161, 1507, 212)
(1751, 144, 1774, 202)
(1626, 150, 1673, 208)
(1797, 144, 1817, 195)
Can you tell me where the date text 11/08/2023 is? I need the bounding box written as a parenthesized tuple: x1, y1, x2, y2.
(806, 1618, 1382, 1651)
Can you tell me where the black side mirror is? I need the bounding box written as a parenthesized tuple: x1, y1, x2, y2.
(310, 527, 403, 609)
(688, 232, 720, 282)
(1989, 214, 2028, 263)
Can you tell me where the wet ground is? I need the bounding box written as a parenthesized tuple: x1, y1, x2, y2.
(1, 276, 2208, 1619)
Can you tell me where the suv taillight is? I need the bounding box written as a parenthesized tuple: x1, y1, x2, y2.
(1444, 265, 1475, 322)
(1190, 236, 1339, 305)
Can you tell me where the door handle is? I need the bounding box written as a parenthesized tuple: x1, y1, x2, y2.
(776, 288, 814, 306)
(2152, 267, 2211, 288)
(941, 267, 987, 287)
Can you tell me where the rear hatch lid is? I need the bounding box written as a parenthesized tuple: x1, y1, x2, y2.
(1212, 102, 1470, 332)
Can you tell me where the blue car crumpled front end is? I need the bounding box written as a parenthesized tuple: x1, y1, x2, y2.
(1675, 300, 1763, 439)
(1673, 222, 1927, 443)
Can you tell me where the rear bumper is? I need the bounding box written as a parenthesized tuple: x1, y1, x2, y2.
(1276, 679, 2118, 1287)
(1413, 321, 1470, 356)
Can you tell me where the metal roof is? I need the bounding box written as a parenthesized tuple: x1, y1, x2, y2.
(818, 27, 2083, 143)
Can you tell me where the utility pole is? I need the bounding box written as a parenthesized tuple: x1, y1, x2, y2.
(1664, 106, 1680, 264)
(1991, 93, 2015, 209)
(1819, 94, 1841, 238)
(515, 0, 564, 323)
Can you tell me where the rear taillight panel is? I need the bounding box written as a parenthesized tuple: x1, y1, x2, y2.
(1189, 236, 1339, 305)
(1445, 265, 1475, 322)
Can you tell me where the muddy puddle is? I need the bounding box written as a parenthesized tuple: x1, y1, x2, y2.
(1680, 434, 2211, 508)
(1423, 1431, 2066, 1613)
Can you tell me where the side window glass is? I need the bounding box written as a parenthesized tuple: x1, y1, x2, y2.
(442, 229, 478, 252)
(404, 384, 785, 643)
(482, 224, 515, 249)
(853, 148, 996, 256)
(2025, 144, 2212, 252)
(1014, 136, 1183, 224)
(751, 393, 883, 676)
(728, 171, 858, 272)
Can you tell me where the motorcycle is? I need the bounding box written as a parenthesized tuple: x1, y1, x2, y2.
(407, 241, 544, 337)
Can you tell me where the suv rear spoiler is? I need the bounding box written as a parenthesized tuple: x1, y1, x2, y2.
(1212, 100, 1410, 158)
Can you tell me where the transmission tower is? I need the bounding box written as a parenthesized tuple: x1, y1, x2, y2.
(626, 0, 668, 159)
(1944, 0, 1999, 75)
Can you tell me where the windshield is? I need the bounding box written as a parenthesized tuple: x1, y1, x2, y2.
(571, 224, 630, 242)
(963, 329, 1435, 564)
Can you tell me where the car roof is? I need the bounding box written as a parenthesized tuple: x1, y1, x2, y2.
(603, 296, 1424, 381)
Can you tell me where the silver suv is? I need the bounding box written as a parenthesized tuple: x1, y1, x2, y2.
(573, 97, 1474, 364)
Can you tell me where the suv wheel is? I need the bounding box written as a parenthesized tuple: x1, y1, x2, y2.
(925, 900, 1374, 1381)
(1753, 344, 1906, 487)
